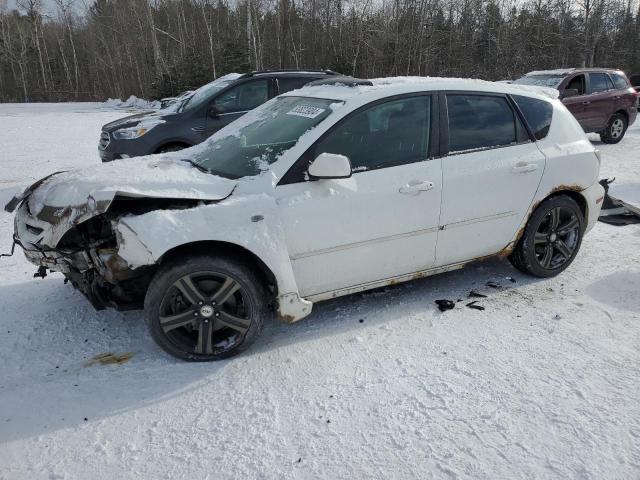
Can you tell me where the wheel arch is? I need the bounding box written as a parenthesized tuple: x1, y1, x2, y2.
(153, 140, 193, 154)
(157, 240, 278, 296)
(613, 109, 629, 123)
(504, 187, 589, 256)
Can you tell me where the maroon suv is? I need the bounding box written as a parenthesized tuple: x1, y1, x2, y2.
(514, 68, 638, 143)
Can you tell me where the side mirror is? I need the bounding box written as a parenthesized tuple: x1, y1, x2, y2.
(209, 104, 221, 117)
(308, 152, 352, 180)
(561, 88, 579, 99)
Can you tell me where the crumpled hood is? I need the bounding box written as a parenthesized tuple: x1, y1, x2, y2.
(27, 157, 236, 218)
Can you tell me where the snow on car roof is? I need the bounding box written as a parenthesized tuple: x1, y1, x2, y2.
(526, 68, 575, 76)
(283, 76, 559, 103)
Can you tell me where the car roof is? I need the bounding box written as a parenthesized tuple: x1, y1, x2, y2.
(239, 69, 340, 79)
(282, 76, 559, 104)
(525, 67, 625, 76)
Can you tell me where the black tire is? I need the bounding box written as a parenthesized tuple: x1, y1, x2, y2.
(509, 195, 584, 278)
(144, 254, 269, 361)
(600, 112, 627, 144)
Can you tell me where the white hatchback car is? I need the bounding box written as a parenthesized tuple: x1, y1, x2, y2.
(8, 78, 605, 360)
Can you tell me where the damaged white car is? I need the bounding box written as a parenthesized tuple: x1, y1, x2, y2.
(6, 78, 605, 361)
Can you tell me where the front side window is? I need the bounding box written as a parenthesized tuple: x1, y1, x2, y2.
(590, 73, 611, 94)
(512, 95, 553, 140)
(610, 73, 629, 90)
(214, 80, 269, 114)
(189, 96, 337, 179)
(446, 94, 521, 153)
(179, 79, 236, 112)
(566, 75, 586, 95)
(313, 96, 431, 171)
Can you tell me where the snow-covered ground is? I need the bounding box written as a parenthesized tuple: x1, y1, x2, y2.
(0, 103, 639, 479)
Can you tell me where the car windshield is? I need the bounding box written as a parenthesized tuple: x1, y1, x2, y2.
(189, 96, 338, 179)
(513, 74, 565, 88)
(179, 79, 235, 113)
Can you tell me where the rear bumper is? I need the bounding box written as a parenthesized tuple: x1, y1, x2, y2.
(582, 181, 605, 233)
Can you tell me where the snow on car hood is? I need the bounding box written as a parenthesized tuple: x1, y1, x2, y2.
(102, 111, 169, 131)
(26, 156, 237, 217)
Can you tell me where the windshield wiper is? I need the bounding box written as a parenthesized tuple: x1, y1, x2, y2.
(178, 158, 211, 174)
(178, 158, 233, 179)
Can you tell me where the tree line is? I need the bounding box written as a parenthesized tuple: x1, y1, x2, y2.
(0, 0, 639, 102)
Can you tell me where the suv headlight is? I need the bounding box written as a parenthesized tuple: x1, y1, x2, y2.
(113, 125, 151, 140)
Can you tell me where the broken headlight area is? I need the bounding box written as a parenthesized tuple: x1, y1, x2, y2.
(32, 215, 156, 310)
(16, 196, 205, 310)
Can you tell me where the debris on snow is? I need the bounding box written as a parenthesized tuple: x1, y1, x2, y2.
(84, 352, 134, 367)
(468, 290, 487, 298)
(435, 299, 455, 311)
(466, 301, 485, 311)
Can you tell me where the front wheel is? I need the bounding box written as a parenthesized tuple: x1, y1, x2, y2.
(509, 195, 584, 278)
(600, 113, 627, 144)
(144, 255, 269, 361)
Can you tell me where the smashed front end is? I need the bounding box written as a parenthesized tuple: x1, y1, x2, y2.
(13, 198, 160, 310)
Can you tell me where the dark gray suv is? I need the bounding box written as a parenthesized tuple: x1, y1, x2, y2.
(99, 70, 340, 162)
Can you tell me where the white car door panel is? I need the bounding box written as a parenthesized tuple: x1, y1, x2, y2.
(277, 161, 442, 296)
(436, 93, 546, 266)
(437, 143, 545, 265)
(275, 94, 442, 297)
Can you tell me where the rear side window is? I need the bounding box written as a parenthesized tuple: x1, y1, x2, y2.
(278, 77, 314, 94)
(512, 95, 553, 140)
(446, 94, 523, 153)
(590, 73, 612, 93)
(610, 73, 630, 90)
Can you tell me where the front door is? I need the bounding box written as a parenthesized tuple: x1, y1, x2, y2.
(205, 79, 271, 138)
(275, 95, 442, 297)
(561, 73, 589, 130)
(437, 93, 546, 266)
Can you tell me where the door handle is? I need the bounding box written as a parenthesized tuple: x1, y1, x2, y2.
(399, 180, 435, 194)
(511, 162, 538, 174)
(582, 101, 591, 105)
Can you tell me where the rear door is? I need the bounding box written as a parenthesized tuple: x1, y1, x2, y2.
(205, 79, 272, 138)
(584, 72, 615, 130)
(436, 92, 546, 266)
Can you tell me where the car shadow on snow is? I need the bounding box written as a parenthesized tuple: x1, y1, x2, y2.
(0, 278, 228, 443)
(585, 270, 640, 313)
(252, 257, 545, 355)
(0, 257, 541, 443)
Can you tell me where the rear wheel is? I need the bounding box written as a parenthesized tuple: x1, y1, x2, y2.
(600, 113, 627, 144)
(145, 255, 268, 361)
(509, 196, 584, 278)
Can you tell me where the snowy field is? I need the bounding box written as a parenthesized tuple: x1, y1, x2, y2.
(0, 102, 639, 479)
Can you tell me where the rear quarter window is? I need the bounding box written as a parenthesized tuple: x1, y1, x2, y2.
(512, 95, 553, 140)
(610, 73, 630, 90)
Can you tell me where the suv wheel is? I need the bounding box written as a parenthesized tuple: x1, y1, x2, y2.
(509, 195, 584, 278)
(157, 144, 187, 153)
(145, 255, 269, 361)
(600, 113, 627, 144)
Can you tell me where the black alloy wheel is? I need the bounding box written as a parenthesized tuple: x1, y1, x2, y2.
(509, 195, 584, 278)
(145, 255, 267, 361)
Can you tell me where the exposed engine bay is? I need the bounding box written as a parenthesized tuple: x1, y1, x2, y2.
(13, 195, 210, 310)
